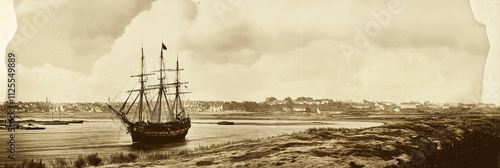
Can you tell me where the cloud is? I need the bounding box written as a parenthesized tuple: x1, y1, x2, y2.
(185, 39, 485, 103)
(11, 0, 490, 103)
(9, 0, 156, 74)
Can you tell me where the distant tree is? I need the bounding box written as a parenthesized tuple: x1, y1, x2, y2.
(296, 97, 313, 101)
(284, 97, 293, 104)
(265, 97, 277, 104)
(242, 101, 260, 112)
(223, 101, 241, 110)
(223, 102, 233, 110)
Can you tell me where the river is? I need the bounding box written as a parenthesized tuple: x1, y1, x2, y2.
(0, 119, 383, 164)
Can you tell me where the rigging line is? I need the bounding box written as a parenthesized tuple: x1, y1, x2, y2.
(132, 104, 138, 122)
(149, 91, 160, 121)
(112, 63, 141, 102)
(164, 90, 173, 122)
(126, 93, 140, 115)
(120, 90, 134, 111)
(117, 124, 123, 143)
(109, 114, 127, 135)
(156, 89, 164, 122)
(151, 98, 159, 122)
(110, 115, 120, 126)
(144, 91, 153, 120)
(150, 92, 160, 102)
(132, 97, 144, 123)
(163, 89, 172, 113)
(109, 117, 123, 139)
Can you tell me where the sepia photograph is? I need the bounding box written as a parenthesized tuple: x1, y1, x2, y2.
(1, 0, 499, 167)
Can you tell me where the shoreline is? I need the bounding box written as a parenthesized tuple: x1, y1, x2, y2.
(14, 110, 418, 122)
(14, 111, 499, 129)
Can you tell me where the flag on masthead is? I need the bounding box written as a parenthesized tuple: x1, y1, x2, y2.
(162, 43, 167, 50)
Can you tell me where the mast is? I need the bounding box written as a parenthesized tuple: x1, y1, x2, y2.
(138, 46, 146, 122)
(109, 44, 157, 125)
(171, 53, 189, 119)
(149, 42, 171, 123)
(159, 52, 190, 120)
(125, 45, 154, 123)
(158, 44, 164, 122)
(175, 54, 180, 117)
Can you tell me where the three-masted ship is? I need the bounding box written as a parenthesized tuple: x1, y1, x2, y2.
(107, 43, 191, 143)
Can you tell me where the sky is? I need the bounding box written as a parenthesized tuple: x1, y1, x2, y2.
(4, 0, 491, 103)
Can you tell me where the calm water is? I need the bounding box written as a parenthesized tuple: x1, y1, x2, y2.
(0, 119, 383, 164)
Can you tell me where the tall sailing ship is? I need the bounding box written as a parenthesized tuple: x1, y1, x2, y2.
(107, 43, 191, 143)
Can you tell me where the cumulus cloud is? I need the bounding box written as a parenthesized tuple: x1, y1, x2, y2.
(10, 0, 489, 103)
(9, 0, 156, 73)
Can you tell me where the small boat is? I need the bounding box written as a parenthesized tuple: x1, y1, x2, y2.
(68, 120, 84, 124)
(22, 123, 46, 130)
(41, 120, 69, 125)
(42, 99, 70, 125)
(68, 112, 84, 124)
(217, 121, 235, 125)
(44, 96, 71, 125)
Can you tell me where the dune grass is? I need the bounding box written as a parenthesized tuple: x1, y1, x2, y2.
(5, 159, 46, 168)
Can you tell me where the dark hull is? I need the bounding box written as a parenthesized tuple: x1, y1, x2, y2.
(23, 127, 46, 130)
(127, 118, 191, 143)
(130, 129, 188, 143)
(217, 121, 234, 125)
(41, 121, 69, 125)
(68, 120, 84, 124)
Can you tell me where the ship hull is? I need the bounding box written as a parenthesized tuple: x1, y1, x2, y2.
(130, 129, 188, 143)
(127, 119, 191, 143)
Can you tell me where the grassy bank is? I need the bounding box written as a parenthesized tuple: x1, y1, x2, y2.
(103, 115, 499, 167)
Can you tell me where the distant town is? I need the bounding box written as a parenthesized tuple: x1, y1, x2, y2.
(3, 97, 499, 115)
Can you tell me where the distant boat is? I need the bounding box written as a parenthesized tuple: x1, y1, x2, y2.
(22, 123, 45, 130)
(69, 112, 84, 124)
(217, 121, 235, 125)
(41, 120, 69, 125)
(68, 120, 84, 124)
(44, 98, 69, 125)
(108, 43, 191, 143)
